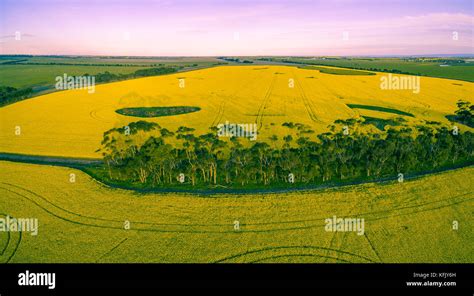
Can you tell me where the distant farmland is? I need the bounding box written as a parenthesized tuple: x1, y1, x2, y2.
(0, 65, 472, 158)
(259, 57, 474, 82)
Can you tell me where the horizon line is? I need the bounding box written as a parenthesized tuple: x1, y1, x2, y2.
(1, 53, 474, 58)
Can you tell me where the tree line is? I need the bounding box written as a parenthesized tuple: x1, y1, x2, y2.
(97, 115, 473, 189)
(82, 67, 178, 83)
(0, 86, 33, 107)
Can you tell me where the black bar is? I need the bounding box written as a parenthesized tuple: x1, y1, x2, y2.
(0, 264, 472, 294)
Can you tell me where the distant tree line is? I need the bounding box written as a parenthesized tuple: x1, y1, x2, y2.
(2, 61, 163, 67)
(82, 67, 178, 83)
(0, 59, 29, 65)
(218, 57, 254, 64)
(97, 116, 473, 188)
(403, 58, 467, 64)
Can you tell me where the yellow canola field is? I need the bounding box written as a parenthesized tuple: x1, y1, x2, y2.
(0, 160, 472, 263)
(0, 65, 472, 158)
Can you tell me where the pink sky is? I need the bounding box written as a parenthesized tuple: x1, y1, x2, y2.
(0, 0, 473, 56)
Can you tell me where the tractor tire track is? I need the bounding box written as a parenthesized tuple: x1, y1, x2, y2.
(0, 213, 11, 256)
(5, 230, 21, 263)
(210, 72, 265, 128)
(325, 188, 368, 262)
(0, 184, 325, 234)
(0, 184, 232, 233)
(248, 253, 352, 263)
(213, 245, 375, 263)
(0, 213, 23, 263)
(211, 100, 225, 128)
(293, 73, 322, 123)
(0, 183, 471, 235)
(255, 74, 277, 131)
(96, 237, 129, 263)
(1, 182, 227, 228)
(364, 232, 382, 262)
(0, 231, 10, 256)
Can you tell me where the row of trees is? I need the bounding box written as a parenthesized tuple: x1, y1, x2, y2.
(98, 118, 473, 188)
(83, 67, 177, 84)
(218, 57, 254, 64)
(0, 86, 33, 107)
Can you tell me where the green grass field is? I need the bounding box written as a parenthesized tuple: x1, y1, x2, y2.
(0, 160, 472, 263)
(0, 64, 147, 88)
(0, 56, 223, 88)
